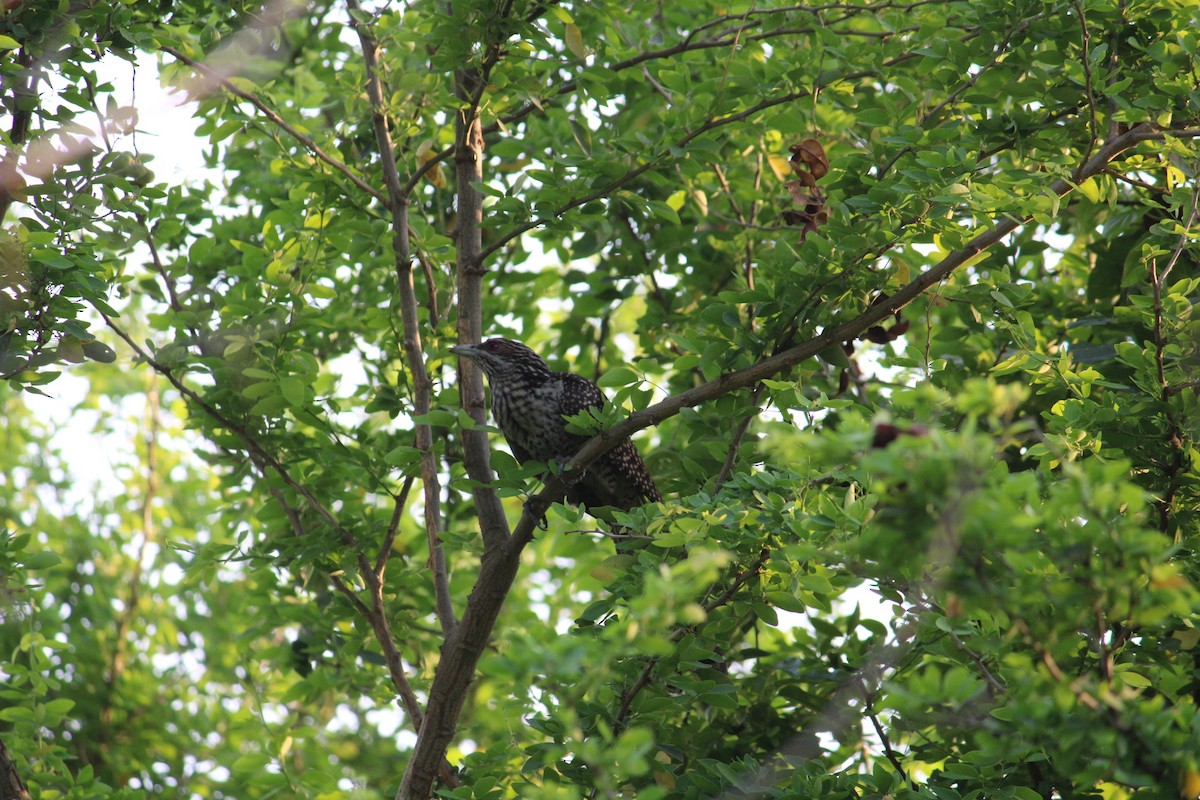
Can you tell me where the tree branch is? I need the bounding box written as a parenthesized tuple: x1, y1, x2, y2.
(1069, 0, 1101, 166)
(452, 65, 512, 553)
(479, 86, 817, 260)
(613, 549, 771, 732)
(860, 690, 911, 788)
(399, 9, 527, 795)
(397, 542, 526, 800)
(404, 11, 937, 201)
(0, 736, 30, 800)
(0, 48, 39, 221)
(376, 474, 415, 577)
(346, 0, 456, 638)
(1147, 179, 1199, 534)
(480, 44, 930, 262)
(713, 384, 766, 490)
(101, 319, 447, 773)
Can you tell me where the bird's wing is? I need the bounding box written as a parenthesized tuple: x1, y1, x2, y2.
(556, 372, 605, 504)
(557, 372, 662, 510)
(557, 372, 606, 418)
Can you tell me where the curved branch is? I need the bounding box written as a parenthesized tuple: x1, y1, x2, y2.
(395, 120, 1180, 800)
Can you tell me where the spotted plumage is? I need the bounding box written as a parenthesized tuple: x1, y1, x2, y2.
(451, 337, 661, 511)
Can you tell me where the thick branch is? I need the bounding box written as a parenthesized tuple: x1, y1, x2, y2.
(453, 66, 511, 553)
(397, 541, 526, 800)
(398, 53, 518, 800)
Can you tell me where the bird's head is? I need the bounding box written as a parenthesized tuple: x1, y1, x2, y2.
(451, 337, 552, 383)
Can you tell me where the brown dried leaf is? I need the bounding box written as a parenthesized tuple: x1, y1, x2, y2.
(779, 137, 830, 242)
(789, 138, 829, 180)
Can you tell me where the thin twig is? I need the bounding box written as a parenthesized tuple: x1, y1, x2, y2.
(1147, 180, 1199, 534)
(161, 45, 389, 206)
(98, 310, 350, 540)
(330, 569, 463, 789)
(1104, 0, 1126, 139)
(713, 384, 765, 489)
(862, 698, 911, 788)
(1069, 0, 1100, 170)
(612, 549, 771, 730)
(376, 475, 415, 577)
(919, 15, 1040, 128)
(948, 630, 1006, 696)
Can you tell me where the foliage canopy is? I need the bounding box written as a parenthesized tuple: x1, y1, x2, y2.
(1, 0, 1199, 799)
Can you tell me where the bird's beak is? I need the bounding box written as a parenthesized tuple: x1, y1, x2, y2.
(450, 343, 481, 359)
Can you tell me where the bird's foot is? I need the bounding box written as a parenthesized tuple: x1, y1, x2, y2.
(555, 454, 585, 485)
(525, 494, 552, 530)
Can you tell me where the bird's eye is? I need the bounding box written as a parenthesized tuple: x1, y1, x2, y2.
(484, 340, 500, 352)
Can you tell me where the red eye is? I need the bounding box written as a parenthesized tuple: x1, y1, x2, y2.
(484, 339, 501, 352)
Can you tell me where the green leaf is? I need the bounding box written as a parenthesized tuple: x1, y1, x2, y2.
(0, 706, 35, 723)
(279, 376, 306, 407)
(597, 366, 638, 388)
(564, 22, 588, 59)
(23, 551, 62, 570)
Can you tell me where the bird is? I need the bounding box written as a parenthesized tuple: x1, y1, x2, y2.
(450, 337, 661, 514)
